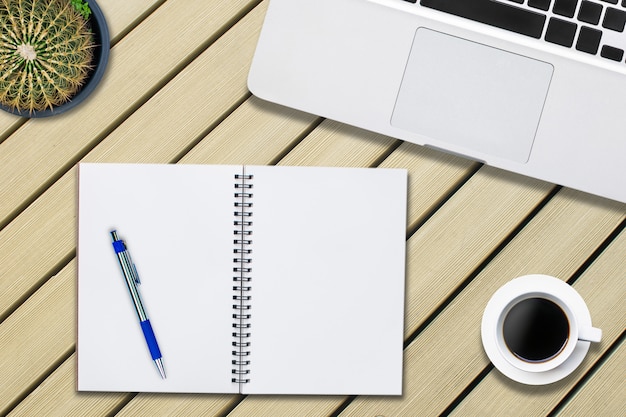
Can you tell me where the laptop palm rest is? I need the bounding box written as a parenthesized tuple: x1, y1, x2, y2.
(391, 28, 553, 163)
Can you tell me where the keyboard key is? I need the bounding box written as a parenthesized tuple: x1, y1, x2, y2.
(578, 1, 603, 25)
(599, 0, 618, 4)
(419, 0, 546, 39)
(553, 0, 578, 17)
(601, 45, 625, 60)
(576, 26, 603, 53)
(545, 17, 578, 47)
(603, 7, 626, 31)
(529, 0, 552, 11)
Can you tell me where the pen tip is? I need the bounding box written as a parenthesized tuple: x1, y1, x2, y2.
(110, 230, 118, 241)
(155, 359, 166, 379)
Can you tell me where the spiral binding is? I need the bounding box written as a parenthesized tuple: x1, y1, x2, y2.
(232, 171, 253, 384)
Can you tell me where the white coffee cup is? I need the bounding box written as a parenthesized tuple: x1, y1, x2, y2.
(483, 275, 601, 375)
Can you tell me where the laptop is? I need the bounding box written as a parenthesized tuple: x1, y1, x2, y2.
(248, 0, 626, 203)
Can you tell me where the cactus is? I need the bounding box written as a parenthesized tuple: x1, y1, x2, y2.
(0, 0, 95, 113)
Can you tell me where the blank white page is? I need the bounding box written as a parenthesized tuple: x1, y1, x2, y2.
(244, 165, 407, 395)
(78, 163, 238, 393)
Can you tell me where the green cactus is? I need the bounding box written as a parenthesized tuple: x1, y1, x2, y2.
(0, 0, 95, 113)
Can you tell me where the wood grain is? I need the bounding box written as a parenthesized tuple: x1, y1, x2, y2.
(0, 0, 261, 226)
(8, 355, 132, 417)
(450, 226, 626, 416)
(1, 0, 624, 415)
(554, 338, 625, 417)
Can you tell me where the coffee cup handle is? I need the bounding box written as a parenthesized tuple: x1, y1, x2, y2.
(578, 326, 602, 343)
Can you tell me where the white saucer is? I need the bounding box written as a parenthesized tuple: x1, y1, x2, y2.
(481, 275, 593, 385)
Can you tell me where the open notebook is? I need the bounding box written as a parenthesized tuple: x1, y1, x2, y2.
(77, 163, 407, 395)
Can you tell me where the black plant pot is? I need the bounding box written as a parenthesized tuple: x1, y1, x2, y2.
(0, 0, 110, 118)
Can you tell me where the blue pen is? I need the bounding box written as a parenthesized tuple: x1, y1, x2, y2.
(110, 230, 166, 379)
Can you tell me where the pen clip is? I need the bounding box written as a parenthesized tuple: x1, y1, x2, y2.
(133, 263, 141, 285)
(128, 254, 141, 285)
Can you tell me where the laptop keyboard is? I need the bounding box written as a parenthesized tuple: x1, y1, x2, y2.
(401, 0, 626, 64)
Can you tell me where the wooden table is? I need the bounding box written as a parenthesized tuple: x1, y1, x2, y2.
(1, 1, 624, 415)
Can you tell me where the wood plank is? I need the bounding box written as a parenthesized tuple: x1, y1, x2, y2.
(0, 261, 76, 415)
(0, 1, 269, 321)
(179, 96, 320, 166)
(449, 226, 626, 416)
(227, 397, 342, 417)
(0, 0, 164, 146)
(0, 0, 261, 227)
(338, 190, 625, 416)
(7, 355, 132, 417)
(278, 120, 398, 167)
(7, 352, 240, 417)
(379, 142, 480, 230)
(554, 339, 626, 417)
(401, 166, 553, 336)
(103, 0, 168, 44)
(115, 393, 239, 417)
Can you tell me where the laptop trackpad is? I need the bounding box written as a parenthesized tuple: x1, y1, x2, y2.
(391, 28, 553, 163)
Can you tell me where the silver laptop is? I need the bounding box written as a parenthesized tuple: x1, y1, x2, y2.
(248, 0, 626, 203)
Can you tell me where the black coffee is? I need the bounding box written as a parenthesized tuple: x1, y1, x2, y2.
(503, 297, 569, 362)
